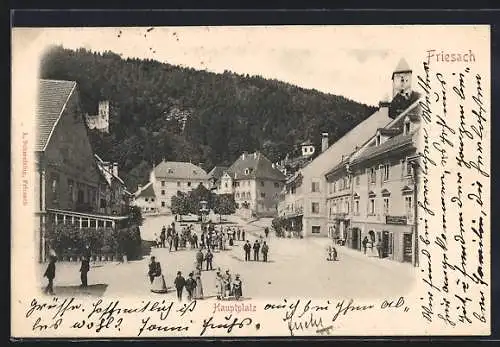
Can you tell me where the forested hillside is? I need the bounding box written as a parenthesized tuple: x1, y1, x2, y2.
(40, 46, 377, 191)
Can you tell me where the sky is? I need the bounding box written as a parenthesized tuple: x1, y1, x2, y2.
(13, 25, 489, 105)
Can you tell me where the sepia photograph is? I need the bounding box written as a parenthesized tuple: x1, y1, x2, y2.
(11, 23, 491, 337)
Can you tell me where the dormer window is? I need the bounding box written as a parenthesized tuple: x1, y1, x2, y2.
(244, 168, 250, 175)
(404, 117, 411, 134)
(167, 168, 173, 174)
(376, 134, 381, 146)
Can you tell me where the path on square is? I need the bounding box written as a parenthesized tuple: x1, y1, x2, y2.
(38, 214, 416, 300)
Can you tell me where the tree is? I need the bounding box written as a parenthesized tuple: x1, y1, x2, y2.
(171, 191, 190, 216)
(127, 205, 144, 227)
(213, 194, 237, 224)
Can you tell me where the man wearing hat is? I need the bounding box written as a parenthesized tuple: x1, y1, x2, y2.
(174, 271, 186, 302)
(43, 255, 57, 295)
(185, 272, 197, 301)
(232, 274, 243, 300)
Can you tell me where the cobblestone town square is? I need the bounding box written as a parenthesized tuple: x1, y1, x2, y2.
(37, 215, 416, 300)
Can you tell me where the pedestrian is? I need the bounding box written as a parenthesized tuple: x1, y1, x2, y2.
(185, 272, 197, 301)
(243, 240, 251, 261)
(215, 270, 224, 300)
(232, 274, 243, 300)
(43, 255, 56, 295)
(194, 265, 204, 299)
(80, 255, 90, 287)
(237, 228, 241, 241)
(331, 246, 338, 261)
(147, 256, 162, 284)
(196, 249, 204, 269)
(160, 227, 166, 248)
(362, 236, 369, 255)
(223, 270, 232, 298)
(167, 234, 173, 252)
(253, 240, 260, 261)
(242, 229, 246, 241)
(205, 249, 214, 271)
(376, 237, 382, 258)
(174, 233, 179, 251)
(193, 232, 199, 248)
(261, 241, 269, 262)
(174, 271, 186, 302)
(264, 227, 269, 238)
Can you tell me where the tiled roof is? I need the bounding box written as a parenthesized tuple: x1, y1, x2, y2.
(153, 160, 209, 180)
(325, 155, 352, 180)
(351, 131, 416, 165)
(393, 58, 411, 74)
(36, 79, 77, 152)
(302, 107, 393, 177)
(135, 182, 155, 198)
(208, 166, 229, 181)
(228, 151, 286, 181)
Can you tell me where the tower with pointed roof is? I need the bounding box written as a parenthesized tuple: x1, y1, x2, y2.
(391, 58, 412, 99)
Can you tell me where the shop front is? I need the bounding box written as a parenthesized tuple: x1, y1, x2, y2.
(351, 217, 413, 262)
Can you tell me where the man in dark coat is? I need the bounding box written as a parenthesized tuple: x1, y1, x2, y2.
(205, 249, 214, 270)
(193, 232, 199, 248)
(264, 227, 269, 238)
(196, 249, 204, 269)
(174, 233, 179, 251)
(174, 271, 186, 302)
(241, 229, 246, 241)
(261, 241, 269, 262)
(243, 241, 251, 261)
(160, 227, 166, 248)
(185, 273, 197, 301)
(43, 255, 56, 295)
(253, 240, 260, 261)
(237, 228, 241, 241)
(80, 255, 90, 287)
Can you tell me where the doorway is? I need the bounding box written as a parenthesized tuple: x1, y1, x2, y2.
(351, 227, 360, 250)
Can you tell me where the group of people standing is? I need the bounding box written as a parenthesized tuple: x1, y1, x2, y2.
(215, 268, 243, 300)
(147, 255, 204, 301)
(243, 239, 269, 262)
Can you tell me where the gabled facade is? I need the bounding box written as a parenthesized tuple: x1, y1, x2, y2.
(131, 182, 158, 214)
(35, 79, 127, 262)
(95, 154, 129, 215)
(149, 160, 209, 213)
(226, 151, 286, 217)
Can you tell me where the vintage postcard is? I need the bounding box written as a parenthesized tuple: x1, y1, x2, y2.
(11, 25, 491, 338)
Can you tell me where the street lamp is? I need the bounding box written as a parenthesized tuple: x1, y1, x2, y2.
(407, 154, 420, 267)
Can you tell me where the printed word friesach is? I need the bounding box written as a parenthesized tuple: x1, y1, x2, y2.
(426, 50, 476, 64)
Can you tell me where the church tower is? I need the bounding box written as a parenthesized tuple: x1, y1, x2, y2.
(391, 58, 412, 99)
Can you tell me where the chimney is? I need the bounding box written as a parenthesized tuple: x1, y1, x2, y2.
(241, 152, 247, 160)
(137, 184, 142, 192)
(112, 162, 119, 177)
(321, 133, 329, 152)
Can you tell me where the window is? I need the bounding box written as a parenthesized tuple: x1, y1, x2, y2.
(312, 181, 320, 193)
(356, 175, 360, 186)
(151, 198, 155, 202)
(376, 134, 381, 145)
(406, 160, 413, 176)
(383, 198, 390, 214)
(177, 181, 181, 187)
(405, 121, 411, 134)
(161, 201, 165, 207)
(244, 168, 250, 175)
(236, 192, 240, 198)
(370, 168, 376, 184)
(345, 200, 350, 214)
(355, 200, 360, 215)
(333, 181, 337, 192)
(100, 198, 106, 209)
(333, 202, 337, 214)
(383, 164, 390, 181)
(260, 192, 266, 198)
(311, 202, 320, 214)
(168, 168, 173, 174)
(260, 181, 265, 187)
(405, 196, 413, 215)
(311, 226, 321, 234)
(274, 182, 280, 188)
(369, 198, 375, 215)
(145, 198, 149, 202)
(68, 179, 74, 201)
(187, 182, 191, 187)
(161, 181, 165, 186)
(224, 183, 228, 188)
(235, 181, 240, 187)
(291, 186, 296, 194)
(161, 190, 165, 195)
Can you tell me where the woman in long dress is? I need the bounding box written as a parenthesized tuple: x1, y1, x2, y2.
(193, 264, 204, 299)
(215, 270, 224, 299)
